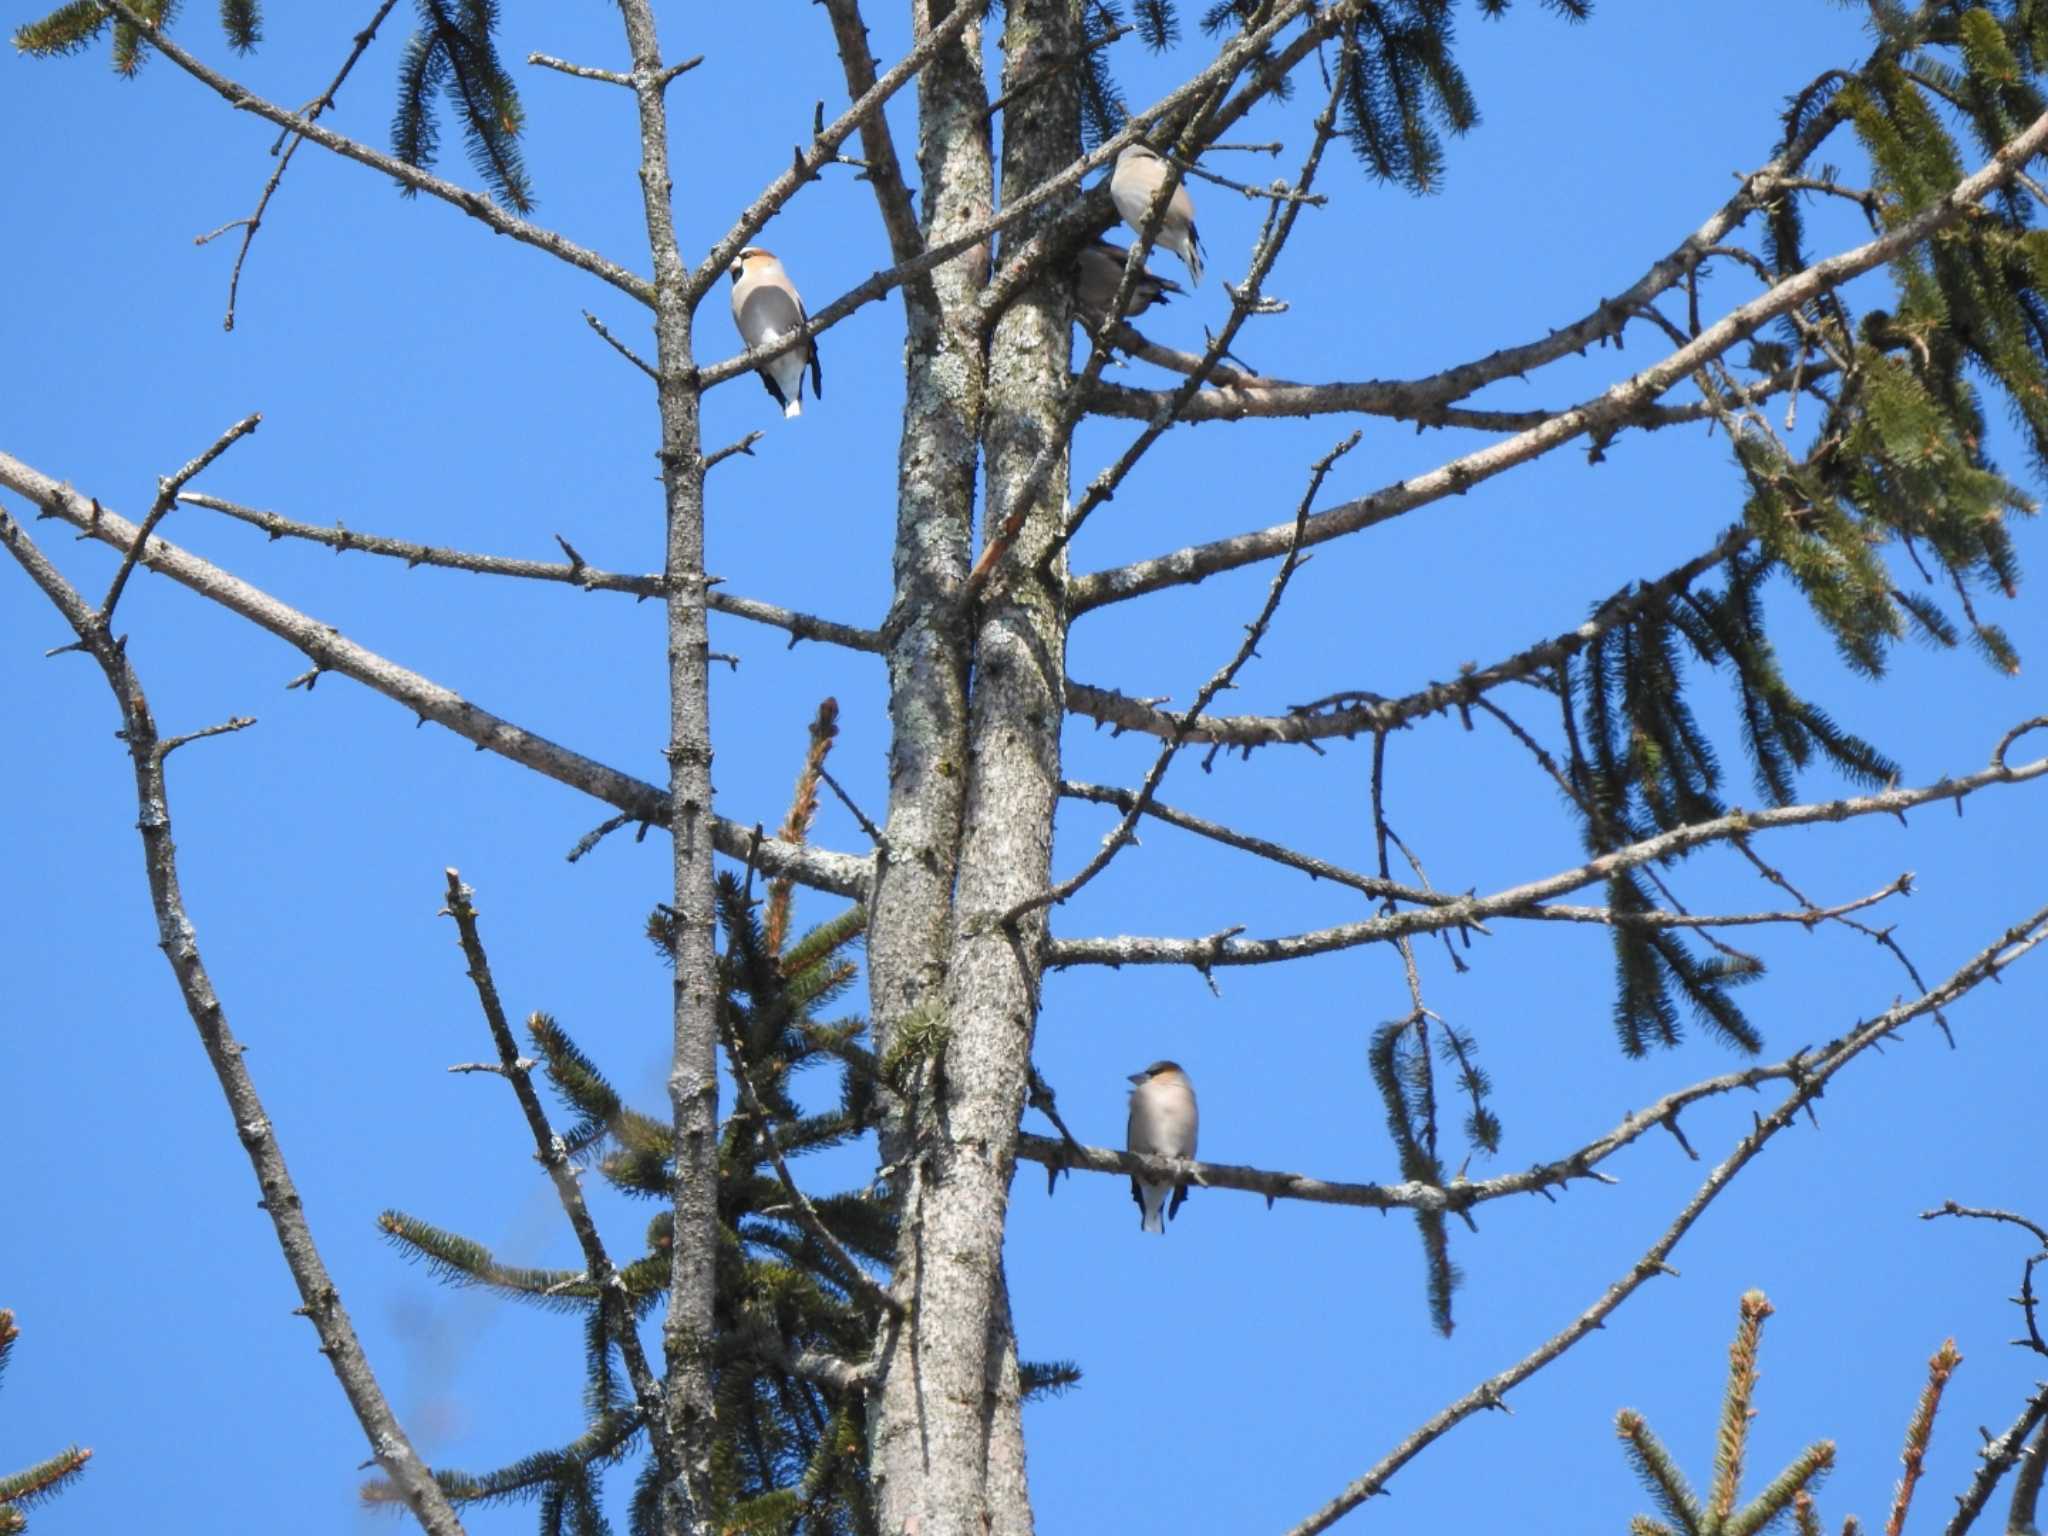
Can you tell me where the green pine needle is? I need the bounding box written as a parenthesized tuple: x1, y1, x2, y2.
(12, 1, 107, 57)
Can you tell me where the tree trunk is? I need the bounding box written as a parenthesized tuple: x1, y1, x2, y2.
(865, 2, 994, 1530)
(864, 0, 1079, 1528)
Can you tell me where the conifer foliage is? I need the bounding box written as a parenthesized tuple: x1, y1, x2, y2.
(1613, 1291, 1973, 1536)
(1066, 0, 1588, 187)
(10, 1, 2048, 1527)
(9, 0, 223, 75)
(388, 0, 531, 212)
(0, 1310, 91, 1535)
(369, 707, 1074, 1534)
(10, 0, 525, 208)
(1534, 4, 2048, 1061)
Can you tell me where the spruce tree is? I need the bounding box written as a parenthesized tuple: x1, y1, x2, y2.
(7, 3, 2048, 1534)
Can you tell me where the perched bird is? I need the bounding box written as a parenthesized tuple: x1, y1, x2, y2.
(1126, 1061, 1199, 1235)
(728, 247, 822, 419)
(1110, 143, 1204, 286)
(1074, 238, 1184, 330)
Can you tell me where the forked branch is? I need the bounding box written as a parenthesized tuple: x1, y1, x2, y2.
(1047, 721, 2048, 970)
(0, 451, 870, 898)
(0, 505, 463, 1536)
(1281, 898, 2048, 1535)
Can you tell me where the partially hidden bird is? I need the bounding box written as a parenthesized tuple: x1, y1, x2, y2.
(1074, 238, 1185, 330)
(728, 247, 822, 419)
(1126, 1060, 1199, 1235)
(1110, 143, 1204, 286)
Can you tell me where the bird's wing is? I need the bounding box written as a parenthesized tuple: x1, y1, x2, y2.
(801, 300, 822, 397)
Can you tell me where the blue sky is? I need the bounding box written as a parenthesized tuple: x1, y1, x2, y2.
(4, 3, 2046, 1534)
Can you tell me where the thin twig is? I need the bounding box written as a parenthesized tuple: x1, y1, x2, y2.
(1281, 899, 2048, 1536)
(100, 0, 652, 303)
(716, 1012, 903, 1321)
(584, 310, 659, 378)
(197, 0, 402, 331)
(159, 714, 257, 758)
(3, 457, 873, 898)
(100, 414, 261, 625)
(815, 763, 885, 849)
(439, 869, 681, 1489)
(701, 432, 767, 473)
(1045, 720, 2048, 970)
(1000, 431, 1354, 928)
(179, 488, 884, 651)
(528, 52, 632, 87)
(0, 506, 462, 1536)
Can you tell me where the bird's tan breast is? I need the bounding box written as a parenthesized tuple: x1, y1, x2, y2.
(1128, 1075, 1198, 1158)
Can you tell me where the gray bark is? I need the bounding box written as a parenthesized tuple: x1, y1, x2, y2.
(616, 3, 720, 1525)
(863, 2, 994, 1531)
(863, 0, 1082, 1528)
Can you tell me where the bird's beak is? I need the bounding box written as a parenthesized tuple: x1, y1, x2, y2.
(1127, 1071, 1148, 1085)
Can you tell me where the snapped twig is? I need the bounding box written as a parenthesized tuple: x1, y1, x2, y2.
(100, 414, 261, 626)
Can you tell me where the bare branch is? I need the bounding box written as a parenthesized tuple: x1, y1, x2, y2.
(182, 489, 662, 597)
(1283, 899, 2048, 1536)
(1058, 780, 1438, 905)
(198, 0, 403, 332)
(1921, 1201, 2048, 1251)
(814, 0, 924, 270)
(1046, 723, 2048, 969)
(700, 431, 766, 473)
(101, 413, 261, 625)
(528, 52, 634, 88)
(180, 488, 884, 651)
(1017, 1042, 1806, 1214)
(583, 309, 659, 378)
(439, 870, 681, 1491)
(1067, 523, 1752, 733)
(0, 505, 463, 1536)
(160, 714, 258, 758)
(2, 453, 871, 898)
(1002, 432, 1353, 927)
(1080, 350, 1837, 429)
(98, 0, 652, 304)
(1071, 102, 2048, 611)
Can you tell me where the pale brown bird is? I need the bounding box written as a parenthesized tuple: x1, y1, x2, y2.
(1074, 238, 1184, 329)
(1110, 143, 1205, 285)
(728, 247, 822, 419)
(1126, 1060, 1198, 1234)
